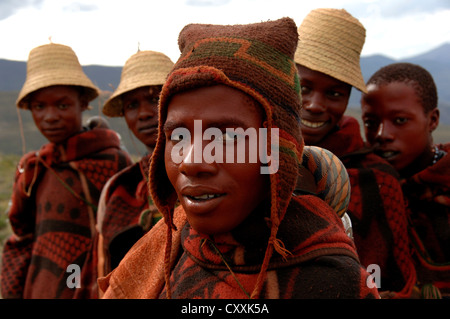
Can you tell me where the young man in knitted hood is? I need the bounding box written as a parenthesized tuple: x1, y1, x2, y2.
(361, 63, 450, 298)
(294, 8, 416, 298)
(0, 43, 132, 298)
(99, 17, 379, 299)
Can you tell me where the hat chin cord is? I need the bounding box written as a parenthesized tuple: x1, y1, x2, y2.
(16, 106, 27, 156)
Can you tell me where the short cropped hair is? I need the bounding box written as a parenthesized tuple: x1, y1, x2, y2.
(366, 62, 438, 114)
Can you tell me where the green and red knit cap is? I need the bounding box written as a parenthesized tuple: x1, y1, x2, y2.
(149, 17, 303, 252)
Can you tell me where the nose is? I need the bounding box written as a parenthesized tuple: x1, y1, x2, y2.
(43, 106, 59, 122)
(375, 122, 394, 142)
(138, 101, 158, 120)
(178, 141, 219, 177)
(302, 92, 326, 113)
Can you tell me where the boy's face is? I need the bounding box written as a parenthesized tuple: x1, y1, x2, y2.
(29, 85, 87, 144)
(361, 81, 439, 172)
(163, 85, 269, 236)
(123, 86, 160, 152)
(296, 64, 352, 145)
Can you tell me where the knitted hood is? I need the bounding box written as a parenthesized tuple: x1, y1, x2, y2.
(148, 17, 303, 298)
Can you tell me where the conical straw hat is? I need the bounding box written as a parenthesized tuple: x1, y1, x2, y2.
(294, 8, 367, 93)
(16, 43, 99, 109)
(102, 50, 174, 117)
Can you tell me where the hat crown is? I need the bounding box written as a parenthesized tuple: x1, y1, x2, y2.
(102, 50, 174, 117)
(17, 43, 99, 108)
(27, 43, 84, 77)
(119, 50, 174, 87)
(294, 8, 367, 93)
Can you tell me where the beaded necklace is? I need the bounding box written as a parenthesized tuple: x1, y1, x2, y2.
(431, 145, 446, 165)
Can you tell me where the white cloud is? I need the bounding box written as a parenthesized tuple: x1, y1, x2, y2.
(0, 0, 449, 65)
(0, 0, 44, 21)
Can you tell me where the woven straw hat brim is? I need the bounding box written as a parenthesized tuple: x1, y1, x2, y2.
(294, 8, 367, 93)
(102, 51, 174, 117)
(16, 43, 99, 109)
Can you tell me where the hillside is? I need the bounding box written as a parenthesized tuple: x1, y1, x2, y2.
(0, 59, 122, 93)
(0, 91, 148, 156)
(0, 43, 449, 155)
(348, 42, 450, 117)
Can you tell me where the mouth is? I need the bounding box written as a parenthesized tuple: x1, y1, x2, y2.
(376, 150, 400, 161)
(42, 127, 64, 134)
(138, 125, 158, 134)
(301, 118, 328, 129)
(185, 193, 225, 201)
(181, 186, 226, 214)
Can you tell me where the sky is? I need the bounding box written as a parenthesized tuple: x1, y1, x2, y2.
(1, 0, 450, 66)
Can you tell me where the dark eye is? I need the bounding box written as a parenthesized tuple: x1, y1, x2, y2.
(148, 97, 159, 104)
(171, 133, 184, 141)
(125, 102, 139, 110)
(395, 117, 408, 125)
(219, 131, 240, 143)
(169, 127, 190, 143)
(329, 91, 342, 98)
(58, 103, 69, 110)
(300, 86, 311, 95)
(363, 119, 378, 130)
(326, 90, 347, 100)
(31, 103, 44, 110)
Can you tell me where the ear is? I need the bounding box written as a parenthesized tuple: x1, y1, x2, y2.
(80, 97, 89, 111)
(428, 108, 439, 132)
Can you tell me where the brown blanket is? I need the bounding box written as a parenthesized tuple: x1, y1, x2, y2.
(1, 128, 132, 298)
(99, 196, 379, 299)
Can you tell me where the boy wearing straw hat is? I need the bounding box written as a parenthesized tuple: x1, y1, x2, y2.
(294, 8, 416, 298)
(98, 17, 379, 299)
(91, 50, 174, 293)
(361, 62, 450, 298)
(0, 43, 132, 299)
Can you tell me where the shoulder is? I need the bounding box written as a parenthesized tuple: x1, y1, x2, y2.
(289, 254, 379, 299)
(100, 207, 187, 298)
(439, 142, 450, 152)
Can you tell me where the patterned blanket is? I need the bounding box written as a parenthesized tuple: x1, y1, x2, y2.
(315, 116, 416, 298)
(1, 128, 132, 298)
(99, 195, 379, 299)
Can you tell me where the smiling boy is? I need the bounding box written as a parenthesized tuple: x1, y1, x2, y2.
(294, 8, 416, 298)
(0, 43, 132, 298)
(99, 17, 379, 299)
(361, 62, 450, 298)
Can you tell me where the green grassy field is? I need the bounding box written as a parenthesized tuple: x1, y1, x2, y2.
(0, 153, 17, 291)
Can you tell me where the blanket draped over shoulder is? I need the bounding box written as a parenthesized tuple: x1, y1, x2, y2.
(99, 194, 379, 299)
(91, 154, 161, 298)
(316, 116, 417, 298)
(402, 143, 450, 298)
(1, 128, 132, 299)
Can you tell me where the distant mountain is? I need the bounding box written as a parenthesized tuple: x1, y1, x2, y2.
(406, 43, 450, 65)
(0, 42, 449, 127)
(347, 42, 450, 126)
(82, 65, 122, 92)
(0, 59, 122, 93)
(0, 59, 27, 92)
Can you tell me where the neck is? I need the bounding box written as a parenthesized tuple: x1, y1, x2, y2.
(145, 146, 155, 157)
(400, 145, 436, 178)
